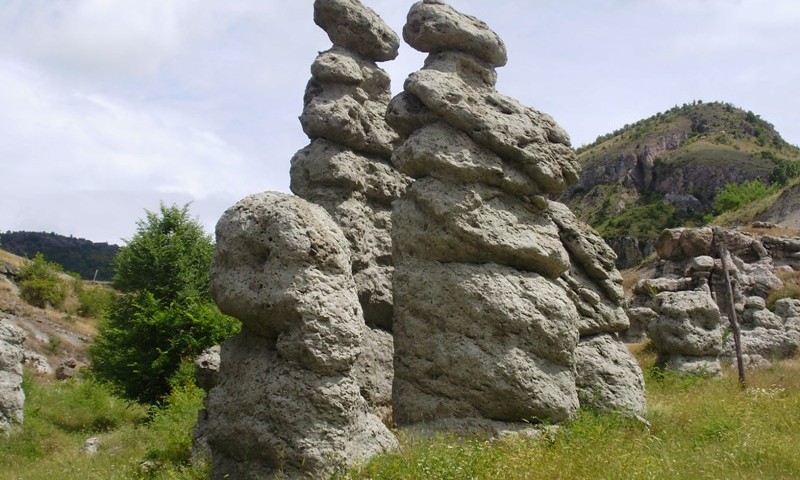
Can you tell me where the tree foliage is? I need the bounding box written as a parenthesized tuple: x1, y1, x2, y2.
(90, 203, 239, 404)
(769, 159, 800, 186)
(714, 180, 777, 214)
(0, 231, 118, 281)
(112, 204, 213, 303)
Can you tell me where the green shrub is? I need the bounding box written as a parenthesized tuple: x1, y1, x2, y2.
(73, 282, 115, 318)
(17, 252, 68, 309)
(714, 179, 777, 214)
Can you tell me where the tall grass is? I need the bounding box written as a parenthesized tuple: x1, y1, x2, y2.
(0, 373, 208, 480)
(342, 358, 800, 480)
(3, 356, 800, 480)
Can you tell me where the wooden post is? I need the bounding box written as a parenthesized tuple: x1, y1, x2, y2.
(715, 228, 746, 388)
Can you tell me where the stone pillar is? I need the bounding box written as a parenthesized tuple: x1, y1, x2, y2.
(389, 0, 644, 430)
(289, 0, 410, 417)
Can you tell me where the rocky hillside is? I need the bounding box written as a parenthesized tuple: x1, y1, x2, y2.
(560, 101, 800, 266)
(0, 248, 98, 377)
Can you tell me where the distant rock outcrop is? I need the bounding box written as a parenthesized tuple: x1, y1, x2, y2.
(389, 0, 644, 430)
(203, 192, 396, 479)
(629, 226, 800, 370)
(0, 320, 25, 432)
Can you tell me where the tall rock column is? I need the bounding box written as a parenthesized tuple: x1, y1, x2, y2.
(290, 0, 410, 416)
(204, 193, 397, 479)
(389, 0, 645, 429)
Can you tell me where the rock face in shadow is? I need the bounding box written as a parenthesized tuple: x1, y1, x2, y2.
(290, 0, 409, 416)
(203, 192, 396, 479)
(0, 321, 25, 432)
(390, 0, 645, 430)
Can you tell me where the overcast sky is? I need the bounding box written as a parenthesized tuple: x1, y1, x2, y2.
(1, 0, 798, 245)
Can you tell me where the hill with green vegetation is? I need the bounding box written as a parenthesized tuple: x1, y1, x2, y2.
(561, 101, 800, 264)
(0, 231, 119, 281)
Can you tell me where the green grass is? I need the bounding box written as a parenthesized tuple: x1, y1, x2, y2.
(4, 355, 800, 480)
(341, 356, 800, 480)
(0, 373, 208, 480)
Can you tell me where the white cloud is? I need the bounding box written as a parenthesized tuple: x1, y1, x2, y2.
(0, 0, 798, 243)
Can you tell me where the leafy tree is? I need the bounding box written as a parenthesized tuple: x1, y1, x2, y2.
(113, 204, 213, 303)
(17, 252, 68, 309)
(90, 203, 239, 404)
(769, 159, 800, 186)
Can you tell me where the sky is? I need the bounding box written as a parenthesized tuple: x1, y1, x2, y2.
(1, 0, 798, 245)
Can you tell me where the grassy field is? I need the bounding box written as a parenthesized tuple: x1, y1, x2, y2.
(0, 375, 208, 480)
(2, 350, 799, 480)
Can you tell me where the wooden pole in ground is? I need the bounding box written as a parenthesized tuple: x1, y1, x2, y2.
(715, 228, 746, 388)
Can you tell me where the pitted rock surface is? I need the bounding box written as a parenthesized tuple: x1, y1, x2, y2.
(574, 334, 646, 415)
(630, 226, 800, 367)
(404, 0, 507, 67)
(0, 321, 25, 432)
(647, 290, 723, 375)
(314, 0, 399, 62)
(391, 0, 644, 427)
(293, 1, 408, 335)
(204, 193, 396, 479)
(291, 0, 409, 416)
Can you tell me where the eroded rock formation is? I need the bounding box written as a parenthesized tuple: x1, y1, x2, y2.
(290, 0, 409, 418)
(630, 226, 800, 370)
(291, 0, 409, 331)
(0, 320, 25, 432)
(203, 192, 396, 479)
(389, 0, 644, 430)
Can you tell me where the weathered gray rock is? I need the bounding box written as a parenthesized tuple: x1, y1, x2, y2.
(632, 226, 800, 368)
(385, 91, 440, 138)
(80, 437, 100, 456)
(0, 321, 25, 432)
(648, 290, 722, 375)
(391, 0, 643, 428)
(56, 358, 77, 380)
(205, 192, 396, 479)
(291, 139, 407, 204)
(624, 307, 658, 342)
(301, 71, 398, 157)
(634, 277, 695, 296)
(314, 0, 399, 62)
(23, 350, 52, 375)
(293, 2, 408, 343)
(575, 334, 646, 416)
(351, 325, 394, 421)
(404, 0, 507, 67)
(195, 345, 221, 393)
(689, 255, 715, 273)
(405, 69, 579, 194)
(206, 335, 397, 480)
(392, 121, 536, 196)
(392, 259, 580, 425)
(399, 178, 570, 278)
(655, 228, 684, 260)
(774, 298, 800, 320)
